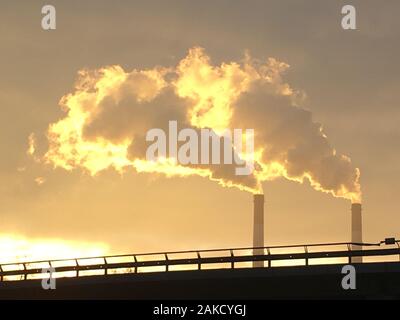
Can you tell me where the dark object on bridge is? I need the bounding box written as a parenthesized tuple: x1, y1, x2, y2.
(385, 237, 396, 245)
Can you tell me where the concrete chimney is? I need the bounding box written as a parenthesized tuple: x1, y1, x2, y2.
(351, 203, 363, 263)
(253, 194, 264, 267)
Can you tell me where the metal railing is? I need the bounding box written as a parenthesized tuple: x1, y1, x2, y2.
(1, 238, 399, 281)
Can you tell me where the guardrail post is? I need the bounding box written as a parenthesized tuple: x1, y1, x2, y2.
(104, 258, 108, 275)
(75, 259, 79, 277)
(23, 263, 27, 280)
(165, 254, 169, 272)
(230, 250, 234, 269)
(197, 252, 201, 270)
(347, 244, 352, 264)
(304, 246, 309, 266)
(267, 248, 271, 267)
(397, 242, 400, 262)
(49, 261, 53, 278)
(133, 255, 138, 273)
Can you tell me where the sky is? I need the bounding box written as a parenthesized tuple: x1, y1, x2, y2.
(0, 0, 399, 262)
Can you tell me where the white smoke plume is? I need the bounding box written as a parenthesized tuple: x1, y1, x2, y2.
(40, 47, 361, 202)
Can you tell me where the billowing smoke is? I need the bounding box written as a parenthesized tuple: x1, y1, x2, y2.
(40, 47, 361, 202)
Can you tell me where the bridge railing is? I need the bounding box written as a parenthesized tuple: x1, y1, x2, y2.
(1, 238, 399, 281)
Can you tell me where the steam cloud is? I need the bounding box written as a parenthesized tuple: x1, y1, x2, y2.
(41, 47, 361, 202)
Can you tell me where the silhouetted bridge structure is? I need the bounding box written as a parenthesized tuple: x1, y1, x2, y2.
(1, 238, 400, 299)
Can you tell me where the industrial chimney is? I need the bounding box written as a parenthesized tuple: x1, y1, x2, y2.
(253, 194, 264, 267)
(351, 203, 363, 263)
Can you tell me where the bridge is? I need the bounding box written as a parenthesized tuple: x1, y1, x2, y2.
(1, 238, 400, 299)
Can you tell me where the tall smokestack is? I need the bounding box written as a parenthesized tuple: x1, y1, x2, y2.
(351, 203, 363, 263)
(253, 194, 264, 267)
